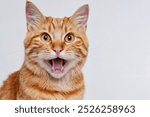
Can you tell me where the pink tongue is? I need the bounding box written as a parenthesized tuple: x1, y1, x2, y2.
(52, 59, 63, 71)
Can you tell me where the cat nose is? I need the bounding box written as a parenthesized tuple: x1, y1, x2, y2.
(53, 49, 63, 56)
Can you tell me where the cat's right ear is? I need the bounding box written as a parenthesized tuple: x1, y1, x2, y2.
(72, 4, 89, 29)
(26, 0, 44, 31)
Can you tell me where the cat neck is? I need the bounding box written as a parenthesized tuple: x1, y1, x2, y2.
(19, 59, 84, 92)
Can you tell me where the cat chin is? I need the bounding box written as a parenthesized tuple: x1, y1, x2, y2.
(48, 71, 67, 79)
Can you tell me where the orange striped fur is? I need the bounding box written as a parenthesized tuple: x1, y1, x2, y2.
(0, 1, 89, 100)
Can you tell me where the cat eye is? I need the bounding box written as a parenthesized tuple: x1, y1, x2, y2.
(41, 33, 51, 42)
(64, 33, 75, 43)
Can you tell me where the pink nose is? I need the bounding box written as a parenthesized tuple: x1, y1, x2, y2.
(54, 49, 62, 56)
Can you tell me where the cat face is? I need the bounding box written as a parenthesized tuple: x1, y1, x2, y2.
(24, 1, 89, 79)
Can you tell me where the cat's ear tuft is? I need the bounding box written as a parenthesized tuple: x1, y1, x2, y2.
(26, 1, 44, 31)
(72, 4, 89, 28)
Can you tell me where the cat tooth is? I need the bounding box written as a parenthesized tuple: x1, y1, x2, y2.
(61, 67, 64, 72)
(52, 66, 55, 72)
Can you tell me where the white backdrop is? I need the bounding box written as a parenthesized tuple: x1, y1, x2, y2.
(0, 0, 150, 99)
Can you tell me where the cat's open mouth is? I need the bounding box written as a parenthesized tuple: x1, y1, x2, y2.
(45, 58, 67, 73)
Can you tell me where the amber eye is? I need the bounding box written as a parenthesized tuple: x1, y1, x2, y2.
(64, 33, 75, 43)
(41, 33, 51, 42)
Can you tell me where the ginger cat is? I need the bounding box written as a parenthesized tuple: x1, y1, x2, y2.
(0, 1, 89, 100)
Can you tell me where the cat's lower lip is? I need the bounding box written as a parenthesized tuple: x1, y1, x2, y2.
(44, 57, 68, 73)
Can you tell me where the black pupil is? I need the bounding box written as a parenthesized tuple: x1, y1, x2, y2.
(67, 35, 72, 41)
(44, 34, 49, 40)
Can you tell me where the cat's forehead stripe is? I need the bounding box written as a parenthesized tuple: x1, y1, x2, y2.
(49, 18, 70, 32)
(45, 18, 69, 39)
(51, 18, 56, 30)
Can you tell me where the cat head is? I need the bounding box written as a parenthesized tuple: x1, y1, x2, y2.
(24, 1, 89, 79)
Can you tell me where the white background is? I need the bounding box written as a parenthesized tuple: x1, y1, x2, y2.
(0, 0, 150, 99)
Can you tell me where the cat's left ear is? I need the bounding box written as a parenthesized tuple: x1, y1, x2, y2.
(26, 0, 44, 31)
(72, 4, 89, 29)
